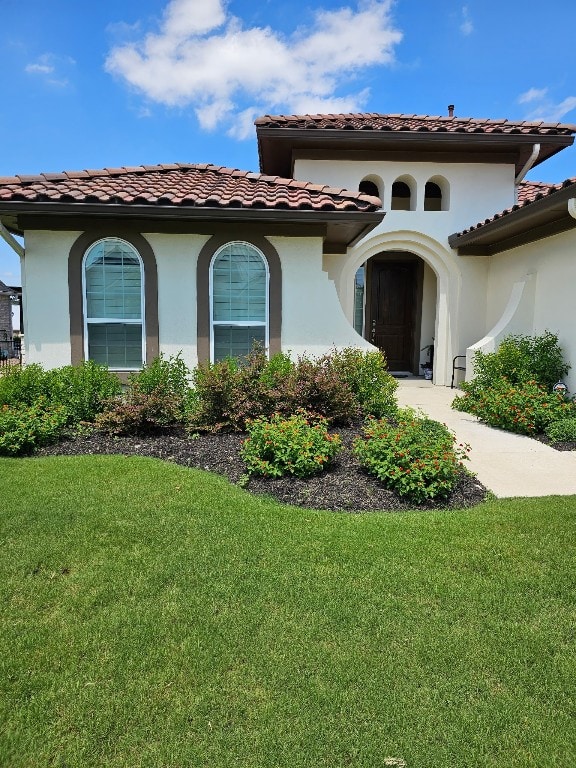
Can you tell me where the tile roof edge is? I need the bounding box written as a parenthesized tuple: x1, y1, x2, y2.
(454, 177, 576, 237)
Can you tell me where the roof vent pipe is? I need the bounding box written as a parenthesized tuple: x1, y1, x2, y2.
(448, 105, 455, 117)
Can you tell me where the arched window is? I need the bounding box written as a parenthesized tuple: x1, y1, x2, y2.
(424, 181, 442, 211)
(83, 238, 144, 369)
(210, 241, 268, 362)
(391, 179, 413, 210)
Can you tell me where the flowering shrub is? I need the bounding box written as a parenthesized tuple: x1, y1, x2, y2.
(241, 410, 342, 478)
(328, 347, 398, 418)
(453, 378, 570, 435)
(0, 401, 68, 456)
(354, 409, 469, 502)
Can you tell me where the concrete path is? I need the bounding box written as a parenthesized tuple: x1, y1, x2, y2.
(396, 379, 576, 498)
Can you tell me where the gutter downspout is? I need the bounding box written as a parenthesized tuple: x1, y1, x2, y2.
(568, 198, 576, 219)
(0, 222, 24, 257)
(514, 143, 541, 201)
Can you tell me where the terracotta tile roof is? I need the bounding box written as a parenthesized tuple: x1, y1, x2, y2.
(255, 112, 576, 135)
(456, 177, 576, 236)
(0, 162, 380, 212)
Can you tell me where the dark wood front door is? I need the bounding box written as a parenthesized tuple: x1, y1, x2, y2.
(369, 260, 418, 371)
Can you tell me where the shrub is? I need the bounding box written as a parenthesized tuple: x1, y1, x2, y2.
(129, 353, 193, 415)
(241, 410, 342, 479)
(466, 331, 569, 391)
(453, 378, 570, 435)
(292, 356, 359, 425)
(329, 347, 398, 418)
(45, 362, 122, 423)
(0, 401, 68, 456)
(95, 391, 185, 436)
(0, 361, 121, 425)
(545, 416, 576, 443)
(0, 364, 51, 407)
(354, 409, 469, 502)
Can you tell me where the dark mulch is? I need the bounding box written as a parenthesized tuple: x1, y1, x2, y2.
(36, 424, 488, 512)
(534, 435, 576, 452)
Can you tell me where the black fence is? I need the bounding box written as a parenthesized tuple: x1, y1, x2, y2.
(0, 340, 22, 369)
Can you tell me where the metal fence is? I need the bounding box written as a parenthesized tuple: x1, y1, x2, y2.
(0, 340, 22, 370)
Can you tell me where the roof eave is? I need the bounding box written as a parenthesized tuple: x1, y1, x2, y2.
(449, 186, 576, 255)
(0, 199, 385, 251)
(256, 126, 574, 176)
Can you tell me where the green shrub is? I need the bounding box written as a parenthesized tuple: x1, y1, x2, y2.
(129, 353, 193, 414)
(0, 364, 51, 407)
(0, 361, 120, 425)
(453, 378, 569, 435)
(354, 409, 469, 503)
(241, 410, 342, 478)
(0, 401, 68, 456)
(545, 416, 576, 443)
(329, 347, 398, 418)
(466, 331, 569, 391)
(46, 362, 122, 423)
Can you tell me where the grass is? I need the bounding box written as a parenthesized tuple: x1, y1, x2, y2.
(1, 455, 575, 768)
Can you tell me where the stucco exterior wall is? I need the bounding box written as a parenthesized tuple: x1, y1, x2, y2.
(485, 229, 576, 391)
(144, 232, 209, 370)
(268, 235, 373, 358)
(23, 230, 80, 367)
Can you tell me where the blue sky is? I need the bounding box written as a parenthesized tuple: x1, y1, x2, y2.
(1, 0, 575, 286)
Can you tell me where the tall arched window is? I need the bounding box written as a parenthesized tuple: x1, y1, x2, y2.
(210, 241, 268, 362)
(83, 238, 144, 369)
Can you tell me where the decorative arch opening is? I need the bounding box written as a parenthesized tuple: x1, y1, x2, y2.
(358, 175, 383, 203)
(424, 176, 450, 211)
(391, 176, 416, 211)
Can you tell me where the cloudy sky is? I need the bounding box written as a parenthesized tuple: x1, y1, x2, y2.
(1, 0, 575, 285)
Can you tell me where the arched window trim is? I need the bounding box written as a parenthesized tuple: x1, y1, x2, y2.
(81, 237, 146, 370)
(208, 240, 270, 363)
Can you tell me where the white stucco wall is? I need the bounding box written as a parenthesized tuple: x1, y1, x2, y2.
(295, 158, 513, 383)
(23, 230, 80, 368)
(144, 232, 209, 370)
(485, 228, 576, 391)
(268, 235, 374, 359)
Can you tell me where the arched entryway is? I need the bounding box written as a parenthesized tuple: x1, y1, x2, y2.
(354, 252, 436, 374)
(340, 231, 461, 385)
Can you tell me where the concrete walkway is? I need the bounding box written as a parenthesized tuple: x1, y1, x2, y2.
(396, 379, 576, 498)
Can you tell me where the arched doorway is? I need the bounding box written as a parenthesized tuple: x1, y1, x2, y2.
(354, 251, 437, 374)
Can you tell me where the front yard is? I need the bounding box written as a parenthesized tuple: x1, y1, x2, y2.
(1, 455, 575, 767)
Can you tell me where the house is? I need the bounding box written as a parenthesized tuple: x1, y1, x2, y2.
(0, 110, 575, 388)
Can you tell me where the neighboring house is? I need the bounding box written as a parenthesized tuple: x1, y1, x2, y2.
(0, 279, 14, 343)
(0, 111, 575, 388)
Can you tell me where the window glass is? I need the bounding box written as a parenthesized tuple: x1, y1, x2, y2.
(353, 265, 365, 336)
(84, 239, 143, 369)
(211, 242, 267, 361)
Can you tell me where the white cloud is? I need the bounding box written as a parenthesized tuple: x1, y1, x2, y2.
(105, 0, 403, 137)
(518, 87, 576, 122)
(460, 6, 473, 35)
(518, 87, 548, 104)
(24, 53, 75, 87)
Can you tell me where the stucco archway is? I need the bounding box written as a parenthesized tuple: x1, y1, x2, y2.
(336, 231, 462, 385)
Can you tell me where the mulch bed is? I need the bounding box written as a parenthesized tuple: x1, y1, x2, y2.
(36, 424, 489, 512)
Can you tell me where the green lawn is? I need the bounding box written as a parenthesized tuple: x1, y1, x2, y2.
(1, 455, 575, 768)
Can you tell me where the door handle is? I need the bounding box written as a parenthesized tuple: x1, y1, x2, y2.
(371, 319, 376, 341)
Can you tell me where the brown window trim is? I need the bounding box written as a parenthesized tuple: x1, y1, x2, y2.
(68, 229, 159, 370)
(197, 234, 282, 363)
